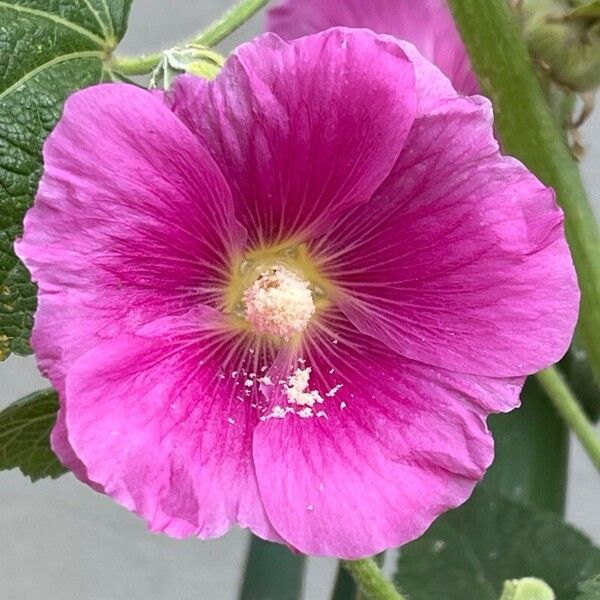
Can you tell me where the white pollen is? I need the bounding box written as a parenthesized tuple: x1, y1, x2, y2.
(340, 401, 347, 410)
(243, 266, 315, 338)
(244, 378, 254, 387)
(285, 367, 324, 407)
(261, 368, 330, 421)
(260, 405, 292, 421)
(258, 375, 273, 386)
(227, 417, 236, 425)
(326, 384, 343, 397)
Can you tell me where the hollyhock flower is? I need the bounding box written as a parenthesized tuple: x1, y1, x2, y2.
(16, 29, 578, 558)
(268, 0, 479, 95)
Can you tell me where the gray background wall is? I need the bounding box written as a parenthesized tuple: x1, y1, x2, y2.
(1, 1, 599, 598)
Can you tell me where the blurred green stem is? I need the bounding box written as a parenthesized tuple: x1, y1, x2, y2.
(537, 366, 600, 473)
(111, 0, 270, 75)
(238, 535, 306, 600)
(332, 563, 359, 600)
(485, 377, 569, 513)
(448, 0, 600, 390)
(453, 3, 573, 518)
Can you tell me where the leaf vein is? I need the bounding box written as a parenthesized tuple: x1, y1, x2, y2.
(0, 50, 104, 101)
(80, 0, 110, 40)
(0, 2, 106, 46)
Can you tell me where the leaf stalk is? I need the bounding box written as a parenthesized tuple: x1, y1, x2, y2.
(111, 0, 270, 75)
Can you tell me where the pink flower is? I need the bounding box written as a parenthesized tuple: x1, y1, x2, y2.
(268, 0, 479, 95)
(16, 29, 578, 558)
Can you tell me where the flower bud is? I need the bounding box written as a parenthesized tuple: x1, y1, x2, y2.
(518, 0, 600, 92)
(149, 44, 225, 89)
(500, 577, 556, 600)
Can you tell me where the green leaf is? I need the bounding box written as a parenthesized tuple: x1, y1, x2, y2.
(239, 535, 306, 600)
(0, 0, 133, 360)
(394, 487, 600, 600)
(0, 388, 66, 480)
(578, 578, 600, 600)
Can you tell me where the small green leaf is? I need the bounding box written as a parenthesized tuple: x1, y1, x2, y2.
(500, 578, 555, 600)
(394, 487, 600, 600)
(578, 578, 600, 600)
(0, 0, 133, 360)
(0, 388, 66, 480)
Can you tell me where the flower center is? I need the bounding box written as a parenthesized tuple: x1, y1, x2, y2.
(242, 266, 315, 338)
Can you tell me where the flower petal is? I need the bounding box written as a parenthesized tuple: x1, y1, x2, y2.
(50, 409, 103, 492)
(167, 29, 417, 247)
(15, 82, 245, 473)
(267, 0, 478, 95)
(64, 307, 281, 541)
(253, 307, 520, 557)
(314, 96, 579, 377)
(393, 39, 459, 116)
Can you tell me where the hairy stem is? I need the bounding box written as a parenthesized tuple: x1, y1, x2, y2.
(344, 559, 406, 600)
(537, 366, 600, 473)
(111, 0, 270, 75)
(197, 0, 270, 46)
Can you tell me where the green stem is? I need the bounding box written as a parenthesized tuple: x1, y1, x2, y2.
(111, 0, 270, 75)
(484, 376, 569, 514)
(110, 54, 162, 76)
(238, 535, 306, 600)
(197, 0, 270, 47)
(537, 366, 600, 473)
(332, 553, 385, 600)
(447, 0, 600, 388)
(332, 563, 360, 600)
(556, 93, 577, 131)
(343, 559, 405, 600)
